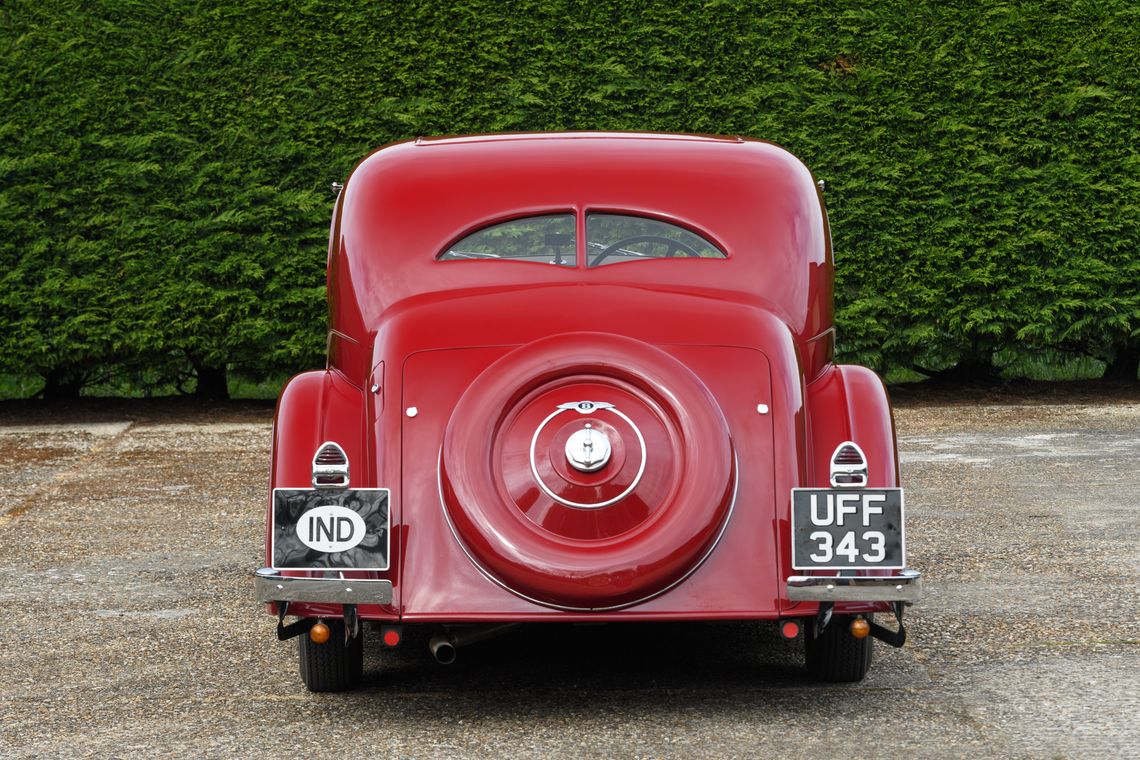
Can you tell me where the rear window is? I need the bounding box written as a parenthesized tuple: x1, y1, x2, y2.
(586, 213, 726, 267)
(438, 214, 576, 266)
(436, 212, 726, 267)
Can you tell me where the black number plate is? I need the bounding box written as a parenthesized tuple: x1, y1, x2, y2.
(791, 488, 905, 570)
(271, 488, 390, 571)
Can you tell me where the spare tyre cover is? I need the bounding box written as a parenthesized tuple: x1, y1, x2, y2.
(440, 332, 736, 610)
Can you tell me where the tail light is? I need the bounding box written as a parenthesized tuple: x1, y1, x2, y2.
(829, 441, 867, 488)
(312, 442, 349, 488)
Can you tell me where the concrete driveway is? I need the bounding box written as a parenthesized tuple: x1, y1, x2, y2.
(0, 396, 1136, 758)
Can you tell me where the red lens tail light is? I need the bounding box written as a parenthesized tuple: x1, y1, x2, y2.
(829, 441, 868, 488)
(312, 441, 350, 488)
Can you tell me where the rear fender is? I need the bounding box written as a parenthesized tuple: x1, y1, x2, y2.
(806, 364, 898, 489)
(802, 364, 900, 615)
(265, 370, 368, 563)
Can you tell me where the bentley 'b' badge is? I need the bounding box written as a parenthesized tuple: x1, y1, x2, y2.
(558, 400, 615, 415)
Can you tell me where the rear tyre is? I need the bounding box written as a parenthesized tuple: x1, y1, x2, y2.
(804, 614, 873, 682)
(298, 619, 364, 692)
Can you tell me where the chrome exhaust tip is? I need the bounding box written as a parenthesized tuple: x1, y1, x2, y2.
(429, 634, 457, 665)
(428, 623, 520, 664)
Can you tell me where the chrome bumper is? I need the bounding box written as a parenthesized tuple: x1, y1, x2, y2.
(786, 569, 922, 603)
(254, 568, 393, 605)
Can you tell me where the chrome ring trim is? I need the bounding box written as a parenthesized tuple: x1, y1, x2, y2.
(438, 448, 739, 612)
(528, 405, 647, 510)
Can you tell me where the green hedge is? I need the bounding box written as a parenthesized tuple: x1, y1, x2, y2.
(2, 0, 1137, 397)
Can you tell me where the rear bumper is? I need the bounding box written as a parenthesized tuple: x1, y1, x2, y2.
(786, 569, 922, 603)
(256, 569, 919, 609)
(254, 567, 393, 605)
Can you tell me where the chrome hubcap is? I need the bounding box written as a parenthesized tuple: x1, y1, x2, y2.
(564, 424, 612, 472)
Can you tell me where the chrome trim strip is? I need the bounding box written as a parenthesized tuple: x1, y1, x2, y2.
(254, 568, 392, 605)
(786, 569, 922, 602)
(528, 404, 646, 510)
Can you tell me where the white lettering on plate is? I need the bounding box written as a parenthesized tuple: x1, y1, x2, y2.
(296, 505, 366, 553)
(810, 494, 833, 525)
(810, 492, 889, 527)
(835, 493, 859, 525)
(862, 493, 886, 526)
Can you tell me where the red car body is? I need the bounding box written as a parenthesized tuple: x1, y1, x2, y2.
(256, 133, 921, 690)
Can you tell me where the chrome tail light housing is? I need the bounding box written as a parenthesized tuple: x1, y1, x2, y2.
(829, 441, 867, 488)
(312, 441, 349, 488)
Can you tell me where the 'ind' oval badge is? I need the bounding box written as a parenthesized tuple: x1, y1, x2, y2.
(296, 505, 366, 553)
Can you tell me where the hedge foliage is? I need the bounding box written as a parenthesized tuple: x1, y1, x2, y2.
(2, 0, 1137, 396)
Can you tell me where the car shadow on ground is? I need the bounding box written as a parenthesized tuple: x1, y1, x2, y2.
(352, 621, 813, 699)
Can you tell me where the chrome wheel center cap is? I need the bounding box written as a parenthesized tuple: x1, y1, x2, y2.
(565, 424, 612, 472)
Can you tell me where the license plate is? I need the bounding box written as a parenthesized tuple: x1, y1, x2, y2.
(791, 488, 905, 570)
(271, 488, 390, 571)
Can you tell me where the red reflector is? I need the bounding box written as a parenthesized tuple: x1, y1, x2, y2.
(781, 620, 800, 639)
(382, 628, 401, 647)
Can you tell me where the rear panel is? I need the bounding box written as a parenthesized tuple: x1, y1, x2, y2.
(398, 344, 780, 620)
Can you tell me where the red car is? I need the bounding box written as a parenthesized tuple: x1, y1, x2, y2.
(255, 133, 922, 691)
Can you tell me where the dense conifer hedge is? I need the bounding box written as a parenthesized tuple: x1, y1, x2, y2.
(2, 0, 1137, 396)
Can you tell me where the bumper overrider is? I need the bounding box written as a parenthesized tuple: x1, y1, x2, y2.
(786, 568, 922, 603)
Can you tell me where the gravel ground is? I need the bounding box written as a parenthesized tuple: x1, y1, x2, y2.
(0, 395, 1137, 758)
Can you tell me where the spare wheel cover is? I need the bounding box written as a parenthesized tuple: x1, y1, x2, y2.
(440, 332, 736, 610)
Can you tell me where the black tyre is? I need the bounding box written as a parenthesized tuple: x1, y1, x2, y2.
(298, 619, 364, 692)
(804, 614, 873, 682)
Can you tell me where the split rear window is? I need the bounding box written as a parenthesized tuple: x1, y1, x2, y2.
(438, 213, 725, 267)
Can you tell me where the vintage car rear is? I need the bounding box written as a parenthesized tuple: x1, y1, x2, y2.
(254, 133, 922, 691)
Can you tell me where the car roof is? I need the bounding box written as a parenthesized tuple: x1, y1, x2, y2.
(332, 132, 832, 338)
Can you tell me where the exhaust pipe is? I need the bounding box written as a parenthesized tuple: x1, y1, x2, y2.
(429, 623, 521, 664)
(429, 634, 457, 665)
